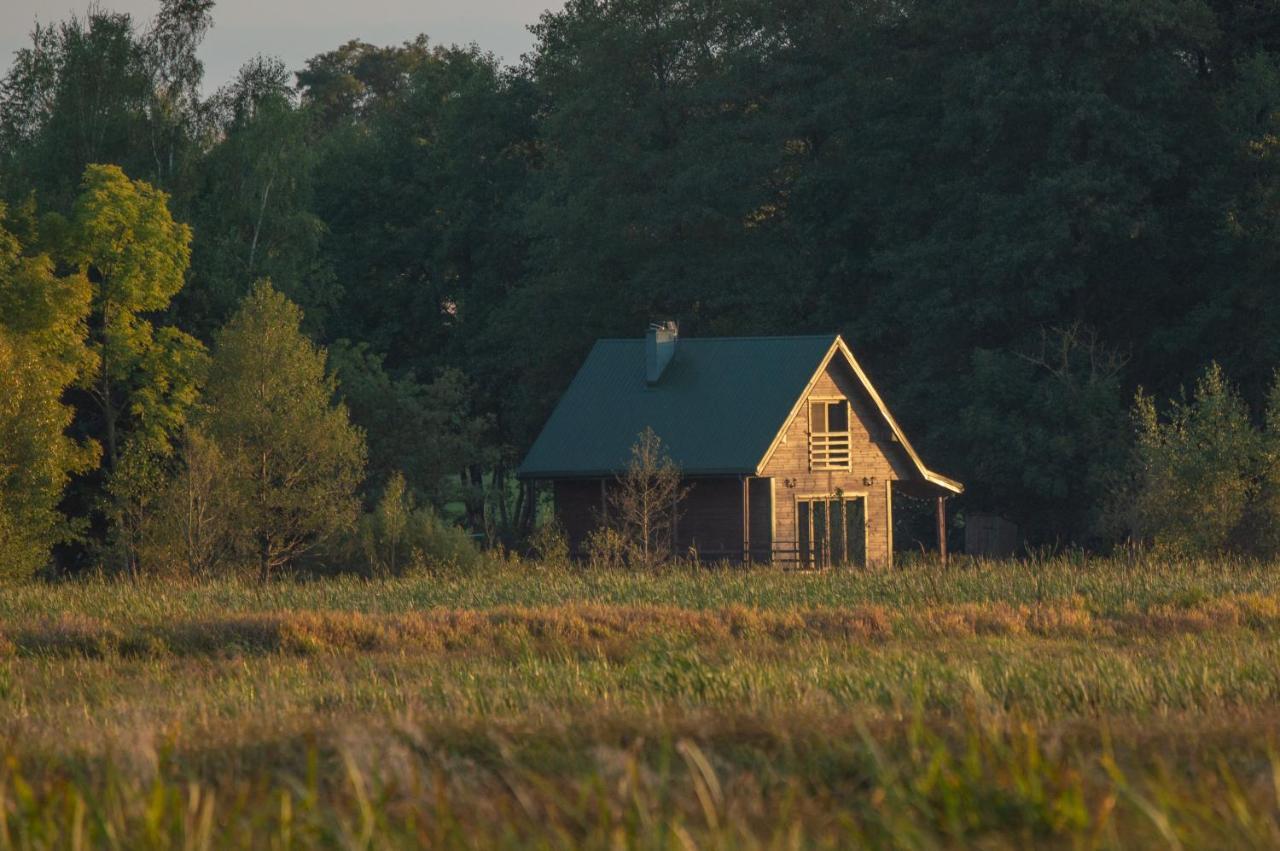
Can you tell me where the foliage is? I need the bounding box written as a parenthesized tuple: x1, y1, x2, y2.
(329, 342, 490, 506)
(583, 525, 629, 570)
(180, 56, 335, 338)
(601, 428, 688, 567)
(13, 0, 1280, 559)
(137, 429, 245, 577)
(354, 472, 482, 575)
(527, 519, 569, 565)
(203, 281, 366, 579)
(1118, 363, 1262, 555)
(63, 163, 207, 573)
(1250, 372, 1280, 556)
(0, 2, 214, 207)
(353, 483, 481, 578)
(958, 325, 1128, 542)
(0, 205, 97, 578)
(358, 471, 412, 576)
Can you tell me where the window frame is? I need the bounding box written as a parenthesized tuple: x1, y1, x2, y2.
(807, 396, 853, 471)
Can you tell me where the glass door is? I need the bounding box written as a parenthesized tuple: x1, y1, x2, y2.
(797, 495, 866, 568)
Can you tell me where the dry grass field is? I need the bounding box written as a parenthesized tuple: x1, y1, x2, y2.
(2, 556, 1280, 848)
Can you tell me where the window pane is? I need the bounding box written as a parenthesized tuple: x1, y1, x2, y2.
(846, 498, 866, 567)
(827, 401, 849, 432)
(813, 501, 828, 567)
(809, 401, 827, 433)
(798, 501, 811, 568)
(829, 500, 845, 565)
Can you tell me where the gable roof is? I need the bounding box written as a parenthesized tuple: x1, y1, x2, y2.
(516, 333, 962, 493)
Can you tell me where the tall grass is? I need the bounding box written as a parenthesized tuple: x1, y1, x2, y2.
(5, 554, 1279, 620)
(1, 556, 1279, 848)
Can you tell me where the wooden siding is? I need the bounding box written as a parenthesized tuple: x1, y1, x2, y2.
(554, 475, 749, 561)
(676, 477, 744, 559)
(760, 357, 914, 567)
(747, 477, 773, 563)
(553, 479, 604, 554)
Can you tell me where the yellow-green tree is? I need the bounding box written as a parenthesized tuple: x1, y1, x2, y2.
(1252, 373, 1280, 557)
(1122, 364, 1260, 555)
(0, 205, 98, 579)
(204, 281, 365, 580)
(64, 164, 208, 573)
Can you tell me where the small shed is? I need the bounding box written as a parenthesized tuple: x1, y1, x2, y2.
(516, 324, 962, 567)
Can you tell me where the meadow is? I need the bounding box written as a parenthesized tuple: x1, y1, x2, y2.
(2, 556, 1280, 848)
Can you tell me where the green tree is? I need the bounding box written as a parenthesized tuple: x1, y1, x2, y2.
(62, 164, 206, 572)
(204, 281, 366, 580)
(68, 163, 205, 473)
(1119, 363, 1260, 555)
(360, 471, 412, 576)
(1252, 372, 1280, 557)
(329, 342, 490, 507)
(180, 56, 335, 338)
(136, 428, 244, 577)
(956, 326, 1128, 543)
(604, 428, 687, 567)
(0, 204, 97, 579)
(0, 2, 215, 206)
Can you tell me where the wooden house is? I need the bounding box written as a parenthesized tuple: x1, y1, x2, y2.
(516, 323, 961, 567)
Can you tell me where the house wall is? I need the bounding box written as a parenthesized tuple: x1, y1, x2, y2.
(759, 357, 914, 568)
(553, 475, 750, 561)
(553, 479, 604, 554)
(676, 476, 745, 560)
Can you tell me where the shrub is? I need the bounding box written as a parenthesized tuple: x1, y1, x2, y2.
(528, 519, 569, 566)
(402, 508, 482, 573)
(1116, 363, 1261, 556)
(354, 475, 482, 575)
(584, 526, 628, 569)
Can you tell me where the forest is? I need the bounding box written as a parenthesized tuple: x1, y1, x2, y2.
(6, 0, 1280, 576)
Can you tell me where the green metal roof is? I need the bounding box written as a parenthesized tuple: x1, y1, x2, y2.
(517, 335, 838, 478)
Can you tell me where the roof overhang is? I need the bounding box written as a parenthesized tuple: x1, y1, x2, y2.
(755, 336, 963, 495)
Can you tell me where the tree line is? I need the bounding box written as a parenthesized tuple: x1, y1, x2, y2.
(5, 0, 1280, 573)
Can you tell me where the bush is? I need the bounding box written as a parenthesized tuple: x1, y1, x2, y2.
(403, 508, 483, 573)
(528, 520, 569, 566)
(584, 526, 628, 569)
(1115, 363, 1279, 556)
(355, 473, 482, 575)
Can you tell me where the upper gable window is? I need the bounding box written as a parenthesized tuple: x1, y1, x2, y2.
(808, 398, 852, 470)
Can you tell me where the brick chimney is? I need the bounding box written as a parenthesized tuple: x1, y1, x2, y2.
(645, 320, 678, 385)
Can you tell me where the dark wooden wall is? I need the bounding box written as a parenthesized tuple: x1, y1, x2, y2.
(553, 475, 756, 561)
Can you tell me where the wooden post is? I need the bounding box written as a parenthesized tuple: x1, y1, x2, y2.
(936, 495, 948, 566)
(742, 476, 751, 564)
(600, 478, 607, 523)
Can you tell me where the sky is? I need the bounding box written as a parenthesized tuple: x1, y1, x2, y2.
(1, 0, 555, 90)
